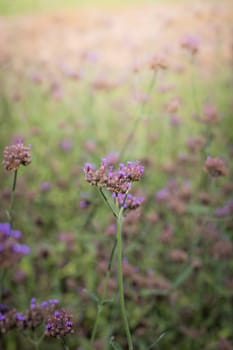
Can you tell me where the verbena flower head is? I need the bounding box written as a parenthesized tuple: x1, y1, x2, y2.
(181, 34, 200, 55)
(2, 141, 31, 172)
(204, 156, 228, 177)
(202, 103, 220, 124)
(0, 298, 60, 334)
(113, 193, 144, 211)
(83, 159, 144, 194)
(45, 309, 74, 338)
(0, 223, 30, 268)
(149, 53, 168, 70)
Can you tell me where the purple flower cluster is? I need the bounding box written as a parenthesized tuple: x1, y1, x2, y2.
(45, 309, 74, 338)
(113, 193, 144, 211)
(215, 199, 233, 217)
(204, 156, 228, 177)
(181, 34, 200, 55)
(0, 223, 30, 268)
(83, 159, 144, 194)
(155, 180, 192, 215)
(2, 141, 31, 172)
(0, 298, 60, 334)
(0, 309, 18, 334)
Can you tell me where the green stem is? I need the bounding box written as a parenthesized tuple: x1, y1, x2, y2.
(98, 187, 117, 217)
(119, 70, 157, 160)
(190, 54, 199, 117)
(61, 338, 70, 350)
(117, 208, 133, 350)
(90, 238, 117, 344)
(22, 330, 45, 350)
(7, 169, 18, 225)
(0, 269, 7, 303)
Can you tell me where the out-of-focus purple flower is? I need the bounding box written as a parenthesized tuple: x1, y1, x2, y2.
(204, 156, 228, 177)
(0, 304, 9, 313)
(79, 199, 91, 209)
(202, 102, 220, 124)
(50, 81, 63, 101)
(39, 181, 52, 193)
(170, 114, 180, 127)
(181, 34, 200, 55)
(59, 139, 73, 152)
(16, 313, 26, 321)
(82, 50, 98, 63)
(84, 139, 96, 153)
(0, 313, 5, 321)
(0, 223, 11, 236)
(48, 299, 59, 305)
(30, 298, 37, 309)
(12, 243, 30, 255)
(40, 301, 48, 307)
(40, 299, 58, 308)
(0, 223, 30, 268)
(155, 188, 169, 201)
(106, 223, 116, 236)
(11, 230, 21, 239)
(30, 71, 43, 84)
(215, 199, 233, 217)
(103, 152, 119, 165)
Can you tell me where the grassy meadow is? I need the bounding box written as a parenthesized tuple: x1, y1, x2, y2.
(0, 0, 233, 349)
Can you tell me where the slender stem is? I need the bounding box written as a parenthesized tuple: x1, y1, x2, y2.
(119, 70, 157, 160)
(117, 208, 133, 350)
(98, 187, 117, 217)
(190, 54, 199, 117)
(22, 331, 44, 350)
(61, 338, 70, 350)
(91, 238, 117, 344)
(7, 169, 18, 225)
(34, 339, 40, 350)
(0, 269, 7, 303)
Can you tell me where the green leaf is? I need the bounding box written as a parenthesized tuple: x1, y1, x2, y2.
(147, 330, 167, 349)
(85, 290, 100, 304)
(171, 264, 194, 290)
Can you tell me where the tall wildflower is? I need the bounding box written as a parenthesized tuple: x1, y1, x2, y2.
(2, 140, 31, 224)
(2, 141, 31, 172)
(84, 158, 144, 350)
(83, 159, 144, 196)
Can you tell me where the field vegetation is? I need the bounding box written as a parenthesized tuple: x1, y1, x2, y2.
(0, 0, 233, 349)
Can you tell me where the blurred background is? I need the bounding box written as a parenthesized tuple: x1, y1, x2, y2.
(0, 0, 233, 349)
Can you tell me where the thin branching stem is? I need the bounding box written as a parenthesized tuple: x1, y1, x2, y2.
(61, 338, 70, 350)
(7, 169, 18, 225)
(90, 238, 117, 344)
(117, 208, 133, 350)
(119, 70, 157, 159)
(98, 187, 117, 217)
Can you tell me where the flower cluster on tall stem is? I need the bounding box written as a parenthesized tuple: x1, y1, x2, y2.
(2, 140, 32, 225)
(84, 159, 144, 350)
